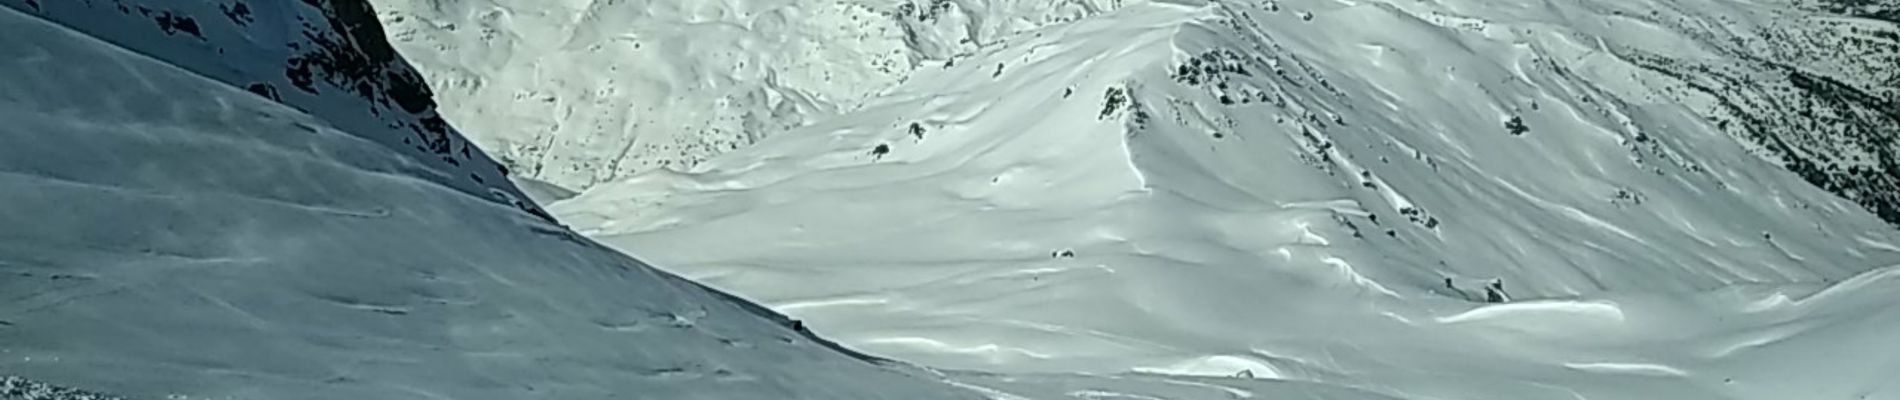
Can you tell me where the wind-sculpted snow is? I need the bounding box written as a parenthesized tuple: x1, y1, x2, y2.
(0, 0, 551, 222)
(7, 0, 1897, 397)
(0, 6, 991, 399)
(366, 0, 1900, 223)
(0, 4, 1418, 398)
(556, 0, 1900, 399)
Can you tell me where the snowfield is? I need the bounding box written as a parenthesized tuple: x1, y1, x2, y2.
(539, 0, 1900, 399)
(0, 1, 1480, 399)
(4, 0, 1900, 398)
(0, 4, 990, 399)
(370, 0, 1138, 191)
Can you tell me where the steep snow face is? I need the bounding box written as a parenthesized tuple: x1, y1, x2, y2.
(368, 0, 1133, 191)
(0, 5, 993, 400)
(0, 0, 550, 221)
(555, 0, 1900, 399)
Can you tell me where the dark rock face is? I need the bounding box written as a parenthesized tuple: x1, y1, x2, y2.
(151, 11, 201, 37)
(1, 376, 126, 400)
(0, 0, 553, 223)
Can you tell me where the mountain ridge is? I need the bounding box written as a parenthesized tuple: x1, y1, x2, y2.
(0, 0, 554, 222)
(0, 2, 984, 399)
(551, 1, 1900, 398)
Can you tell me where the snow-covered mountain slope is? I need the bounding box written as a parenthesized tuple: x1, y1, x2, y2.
(367, 0, 1132, 191)
(553, 0, 1900, 398)
(0, 3, 1429, 399)
(0, 3, 981, 400)
(1602, 0, 1900, 224)
(373, 0, 1900, 225)
(0, 0, 551, 221)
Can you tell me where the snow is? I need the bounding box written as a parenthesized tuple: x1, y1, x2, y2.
(0, 2, 1429, 398)
(511, 175, 580, 206)
(543, 0, 1900, 398)
(370, 0, 1135, 190)
(0, 4, 984, 399)
(7, 0, 1900, 398)
(2, 0, 550, 222)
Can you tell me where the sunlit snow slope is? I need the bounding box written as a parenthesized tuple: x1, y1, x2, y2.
(0, 3, 985, 399)
(378, 0, 1900, 222)
(556, 0, 1900, 399)
(0, 2, 1430, 399)
(368, 0, 1135, 191)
